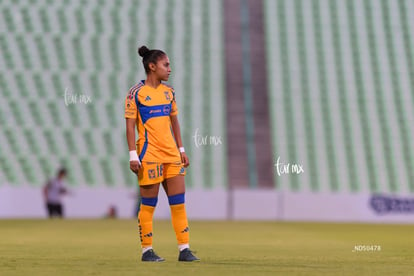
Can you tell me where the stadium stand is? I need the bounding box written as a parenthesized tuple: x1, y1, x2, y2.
(0, 0, 226, 189)
(264, 0, 414, 194)
(3, 0, 414, 198)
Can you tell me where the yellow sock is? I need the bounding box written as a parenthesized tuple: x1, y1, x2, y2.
(138, 203, 156, 248)
(170, 203, 189, 245)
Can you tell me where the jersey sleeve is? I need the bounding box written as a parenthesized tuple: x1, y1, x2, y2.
(124, 93, 138, 119)
(170, 89, 179, 116)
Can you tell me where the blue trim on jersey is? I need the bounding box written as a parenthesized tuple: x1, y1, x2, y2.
(138, 103, 172, 124)
(134, 88, 140, 111)
(133, 80, 145, 108)
(139, 129, 148, 161)
(141, 196, 158, 207)
(168, 193, 185, 205)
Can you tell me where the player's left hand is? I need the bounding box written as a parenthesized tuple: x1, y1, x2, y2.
(181, 152, 190, 168)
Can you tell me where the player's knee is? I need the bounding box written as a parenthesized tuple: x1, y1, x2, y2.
(168, 193, 185, 206)
(141, 197, 158, 207)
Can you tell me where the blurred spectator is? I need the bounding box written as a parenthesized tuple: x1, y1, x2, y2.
(105, 205, 118, 219)
(43, 168, 68, 218)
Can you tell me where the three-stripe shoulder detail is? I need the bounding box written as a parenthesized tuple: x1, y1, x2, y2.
(127, 81, 145, 100)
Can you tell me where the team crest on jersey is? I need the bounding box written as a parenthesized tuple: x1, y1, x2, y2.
(164, 91, 171, 101)
(148, 169, 156, 179)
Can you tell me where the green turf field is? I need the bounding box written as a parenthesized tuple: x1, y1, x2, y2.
(0, 220, 413, 275)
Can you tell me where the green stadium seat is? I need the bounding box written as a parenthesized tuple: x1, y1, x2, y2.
(146, 1, 157, 46)
(83, 130, 97, 155)
(0, 73, 11, 99)
(38, 156, 54, 182)
(72, 36, 85, 71)
(0, 109, 5, 126)
(90, 35, 102, 70)
(34, 35, 50, 69)
(89, 73, 101, 99)
(100, 158, 114, 186)
(38, 8, 51, 33)
(67, 105, 80, 126)
(128, 9, 138, 35)
(111, 9, 121, 35)
(75, 8, 86, 34)
(57, 9, 69, 33)
(21, 7, 33, 33)
(47, 101, 62, 126)
(5, 128, 20, 154)
(0, 35, 14, 69)
(120, 159, 135, 187)
(43, 129, 59, 155)
(18, 156, 38, 184)
(28, 101, 44, 125)
(86, 103, 99, 126)
(3, 7, 16, 32)
(0, 157, 17, 184)
(63, 129, 78, 155)
(93, 8, 103, 34)
(127, 72, 137, 88)
(105, 103, 116, 128)
(80, 158, 95, 185)
(110, 36, 120, 71)
(24, 129, 40, 156)
(108, 73, 118, 100)
(52, 74, 65, 97)
(103, 131, 114, 155)
(70, 74, 82, 97)
(54, 36, 67, 70)
(9, 100, 24, 125)
(16, 35, 32, 69)
(127, 37, 140, 72)
(33, 73, 47, 98)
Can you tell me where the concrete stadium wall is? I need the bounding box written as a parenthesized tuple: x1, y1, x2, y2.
(1, 186, 413, 223)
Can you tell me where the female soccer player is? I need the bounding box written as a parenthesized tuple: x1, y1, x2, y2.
(125, 45, 199, 262)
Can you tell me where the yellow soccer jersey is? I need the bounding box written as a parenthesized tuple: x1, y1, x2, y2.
(125, 80, 181, 163)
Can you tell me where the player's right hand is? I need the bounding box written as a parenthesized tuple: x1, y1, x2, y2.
(130, 160, 141, 174)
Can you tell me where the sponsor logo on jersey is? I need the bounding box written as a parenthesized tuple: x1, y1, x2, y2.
(144, 95, 152, 101)
(163, 105, 171, 115)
